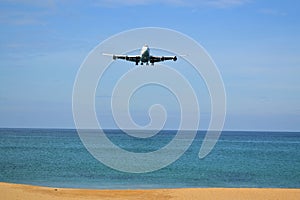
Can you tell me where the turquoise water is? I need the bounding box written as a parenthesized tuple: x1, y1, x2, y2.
(0, 128, 299, 189)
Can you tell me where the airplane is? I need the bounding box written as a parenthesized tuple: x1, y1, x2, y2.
(103, 44, 177, 65)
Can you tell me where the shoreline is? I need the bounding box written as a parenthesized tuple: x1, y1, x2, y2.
(1, 182, 300, 200)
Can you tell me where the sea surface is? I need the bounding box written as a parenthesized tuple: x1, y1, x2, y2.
(0, 128, 299, 189)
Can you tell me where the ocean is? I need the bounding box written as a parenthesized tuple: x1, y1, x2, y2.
(0, 128, 299, 189)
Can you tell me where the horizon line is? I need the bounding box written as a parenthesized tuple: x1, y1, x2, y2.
(0, 127, 299, 133)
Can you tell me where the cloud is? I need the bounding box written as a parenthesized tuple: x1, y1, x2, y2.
(259, 8, 287, 16)
(0, 11, 44, 25)
(3, 0, 250, 8)
(94, 0, 183, 7)
(94, 0, 250, 8)
(0, 0, 56, 8)
(204, 0, 250, 8)
(0, 0, 57, 25)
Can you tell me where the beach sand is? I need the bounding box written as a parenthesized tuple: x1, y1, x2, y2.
(1, 182, 300, 200)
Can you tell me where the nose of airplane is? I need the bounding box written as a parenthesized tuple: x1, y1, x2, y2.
(142, 44, 149, 52)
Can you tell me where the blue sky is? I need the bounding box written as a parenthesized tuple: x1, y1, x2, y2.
(0, 0, 299, 131)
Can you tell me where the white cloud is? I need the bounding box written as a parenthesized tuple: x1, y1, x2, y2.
(94, 0, 250, 8)
(0, 0, 56, 8)
(0, 0, 59, 25)
(259, 8, 287, 16)
(204, 0, 250, 8)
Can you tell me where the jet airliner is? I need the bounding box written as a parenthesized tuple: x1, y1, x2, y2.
(103, 45, 177, 65)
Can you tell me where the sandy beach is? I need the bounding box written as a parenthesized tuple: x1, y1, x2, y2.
(1, 182, 300, 200)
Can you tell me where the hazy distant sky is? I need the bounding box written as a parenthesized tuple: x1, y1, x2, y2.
(0, 0, 299, 131)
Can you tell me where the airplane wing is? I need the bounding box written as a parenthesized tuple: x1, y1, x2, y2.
(150, 56, 177, 64)
(103, 53, 141, 64)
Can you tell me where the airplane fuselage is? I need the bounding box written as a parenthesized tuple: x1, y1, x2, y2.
(141, 45, 150, 63)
